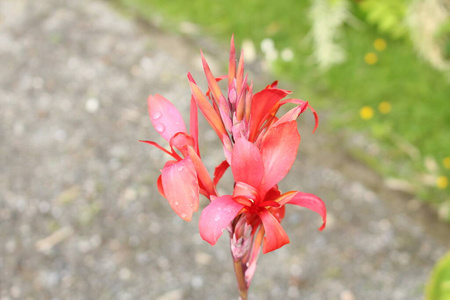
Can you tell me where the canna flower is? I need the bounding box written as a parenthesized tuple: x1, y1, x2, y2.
(141, 35, 326, 299)
(139, 94, 216, 221)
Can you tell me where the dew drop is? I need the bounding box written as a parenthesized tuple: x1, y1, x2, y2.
(189, 203, 194, 207)
(152, 112, 162, 120)
(180, 213, 187, 218)
(224, 207, 232, 213)
(175, 201, 179, 206)
(155, 124, 165, 133)
(214, 215, 221, 222)
(177, 166, 185, 172)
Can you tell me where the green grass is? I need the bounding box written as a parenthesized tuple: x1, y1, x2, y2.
(115, 0, 450, 220)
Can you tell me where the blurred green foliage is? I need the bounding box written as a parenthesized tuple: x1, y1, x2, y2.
(427, 252, 450, 300)
(359, 0, 409, 38)
(114, 0, 450, 220)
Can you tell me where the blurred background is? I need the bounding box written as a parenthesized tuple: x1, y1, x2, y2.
(1, 0, 449, 299)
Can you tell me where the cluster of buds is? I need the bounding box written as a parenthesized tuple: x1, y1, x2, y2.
(141, 36, 326, 299)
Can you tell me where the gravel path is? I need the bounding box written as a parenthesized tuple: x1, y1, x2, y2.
(1, 0, 449, 299)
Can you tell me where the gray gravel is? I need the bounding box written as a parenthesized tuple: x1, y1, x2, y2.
(1, 0, 449, 299)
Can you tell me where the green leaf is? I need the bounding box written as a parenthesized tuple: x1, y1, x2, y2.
(426, 252, 450, 300)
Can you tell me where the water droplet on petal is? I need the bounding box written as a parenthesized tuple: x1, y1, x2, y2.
(177, 166, 185, 172)
(152, 112, 162, 120)
(175, 201, 179, 206)
(224, 207, 232, 213)
(155, 124, 165, 133)
(189, 203, 194, 207)
(214, 215, 221, 222)
(180, 213, 187, 218)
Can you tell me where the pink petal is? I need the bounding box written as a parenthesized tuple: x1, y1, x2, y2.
(148, 94, 187, 142)
(259, 121, 300, 196)
(161, 158, 199, 221)
(258, 209, 290, 254)
(248, 88, 290, 141)
(285, 192, 327, 231)
(199, 195, 245, 245)
(231, 138, 264, 188)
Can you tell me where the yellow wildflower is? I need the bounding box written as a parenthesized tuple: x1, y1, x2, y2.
(378, 101, 391, 114)
(374, 38, 387, 51)
(437, 176, 448, 189)
(364, 52, 378, 65)
(443, 157, 450, 169)
(360, 106, 374, 120)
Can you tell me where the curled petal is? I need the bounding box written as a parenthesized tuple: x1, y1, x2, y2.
(170, 132, 195, 157)
(148, 94, 187, 142)
(280, 99, 319, 133)
(258, 209, 290, 254)
(232, 138, 264, 188)
(161, 158, 199, 221)
(280, 192, 327, 231)
(199, 195, 245, 245)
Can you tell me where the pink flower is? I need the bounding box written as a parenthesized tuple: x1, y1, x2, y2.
(141, 35, 327, 298)
(139, 94, 215, 221)
(199, 122, 326, 254)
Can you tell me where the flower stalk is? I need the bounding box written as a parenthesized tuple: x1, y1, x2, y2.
(141, 35, 326, 298)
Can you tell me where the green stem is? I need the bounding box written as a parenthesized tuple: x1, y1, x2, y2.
(233, 259, 248, 300)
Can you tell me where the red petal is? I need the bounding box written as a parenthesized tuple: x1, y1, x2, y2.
(248, 88, 290, 141)
(259, 121, 300, 196)
(199, 195, 245, 245)
(285, 192, 326, 231)
(156, 174, 165, 197)
(258, 209, 290, 254)
(148, 94, 187, 142)
(268, 205, 285, 223)
(213, 160, 229, 186)
(161, 158, 199, 221)
(189, 96, 199, 154)
(231, 138, 264, 188)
